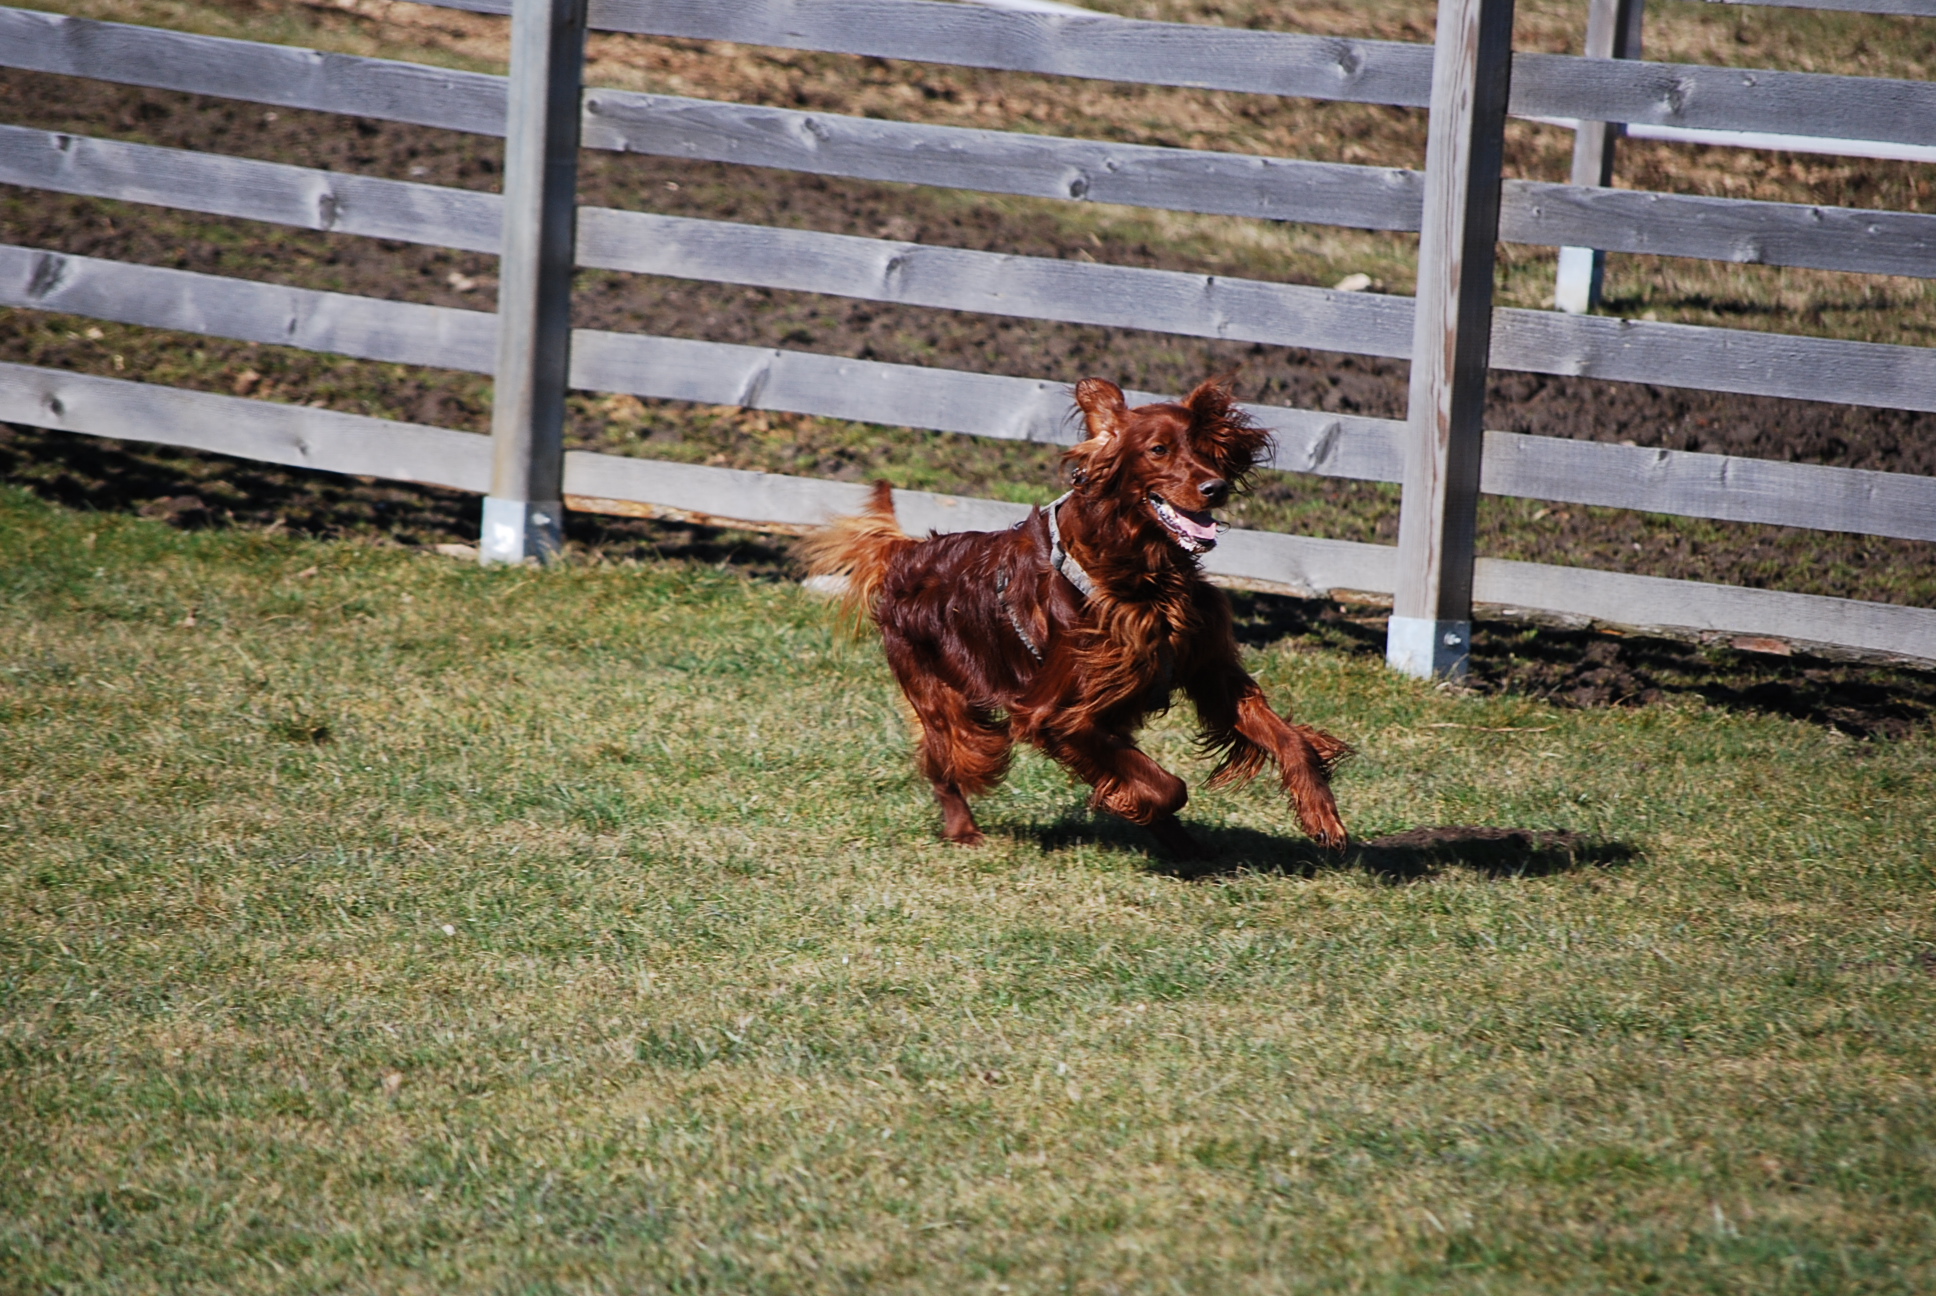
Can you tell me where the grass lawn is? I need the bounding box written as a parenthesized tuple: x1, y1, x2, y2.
(2, 485, 1933, 1293)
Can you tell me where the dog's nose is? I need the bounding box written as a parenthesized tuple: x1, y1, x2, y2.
(1198, 477, 1229, 506)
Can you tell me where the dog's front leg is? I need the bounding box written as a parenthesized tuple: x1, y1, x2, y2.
(1190, 670, 1350, 850)
(1231, 688, 1350, 849)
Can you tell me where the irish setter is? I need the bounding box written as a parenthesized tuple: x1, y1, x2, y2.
(803, 376, 1349, 856)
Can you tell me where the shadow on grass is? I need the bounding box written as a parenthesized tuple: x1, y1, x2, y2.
(1016, 816, 1636, 884)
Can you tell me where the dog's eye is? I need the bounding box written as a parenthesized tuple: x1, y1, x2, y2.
(1148, 444, 1169, 457)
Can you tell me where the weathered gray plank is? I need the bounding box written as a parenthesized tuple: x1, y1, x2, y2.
(1478, 430, 1936, 543)
(583, 0, 1436, 105)
(571, 328, 1936, 543)
(1472, 558, 1936, 665)
(1493, 308, 1936, 415)
(0, 0, 1428, 113)
(0, 244, 499, 370)
(568, 327, 1075, 440)
(0, 360, 493, 491)
(585, 326, 1388, 475)
(0, 7, 506, 135)
(7, 3, 1932, 151)
(438, 0, 1936, 41)
(559, 443, 1936, 664)
(1202, 526, 1400, 600)
(0, 124, 502, 252)
(14, 117, 1936, 293)
(12, 205, 1936, 442)
(0, 242, 1387, 468)
(563, 446, 874, 529)
(12, 119, 1936, 285)
(1701, 0, 1936, 14)
(1511, 52, 1936, 150)
(580, 90, 1425, 231)
(0, 124, 1417, 358)
(9, 243, 1934, 542)
(594, 1, 1929, 146)
(0, 350, 1926, 661)
(574, 207, 1416, 356)
(1502, 179, 1936, 280)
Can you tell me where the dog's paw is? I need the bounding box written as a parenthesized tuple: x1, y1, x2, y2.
(1298, 806, 1350, 851)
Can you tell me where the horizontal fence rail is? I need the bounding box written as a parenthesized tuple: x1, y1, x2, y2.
(1707, 0, 1936, 13)
(9, 14, 1935, 280)
(583, 0, 1936, 148)
(0, 7, 505, 136)
(579, 91, 1430, 231)
(7, 4, 1935, 153)
(7, 124, 1936, 415)
(4, 357, 1931, 664)
(7, 242, 1933, 546)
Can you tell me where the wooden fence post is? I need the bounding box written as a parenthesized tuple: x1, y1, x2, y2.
(1386, 0, 1516, 680)
(1554, 0, 1644, 315)
(481, 0, 587, 565)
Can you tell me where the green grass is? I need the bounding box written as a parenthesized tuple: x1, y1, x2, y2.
(3, 486, 1934, 1293)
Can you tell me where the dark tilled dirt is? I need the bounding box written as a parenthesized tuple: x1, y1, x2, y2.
(0, 423, 802, 573)
(1219, 577, 1936, 741)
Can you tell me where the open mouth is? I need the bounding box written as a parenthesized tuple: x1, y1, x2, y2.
(1149, 494, 1219, 553)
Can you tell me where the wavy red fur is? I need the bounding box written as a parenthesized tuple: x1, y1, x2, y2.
(803, 377, 1350, 854)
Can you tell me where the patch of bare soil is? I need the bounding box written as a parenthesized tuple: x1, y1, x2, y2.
(1220, 589, 1936, 741)
(0, 424, 801, 574)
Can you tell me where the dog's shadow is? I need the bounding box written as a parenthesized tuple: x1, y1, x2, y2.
(1016, 817, 1635, 883)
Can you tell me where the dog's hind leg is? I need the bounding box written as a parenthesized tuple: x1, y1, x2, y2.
(898, 674, 1012, 846)
(1040, 728, 1203, 858)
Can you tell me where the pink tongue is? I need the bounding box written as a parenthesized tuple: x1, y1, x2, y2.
(1170, 507, 1218, 541)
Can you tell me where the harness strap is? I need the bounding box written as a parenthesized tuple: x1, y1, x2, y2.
(1045, 491, 1096, 600)
(995, 494, 1094, 663)
(993, 565, 1043, 661)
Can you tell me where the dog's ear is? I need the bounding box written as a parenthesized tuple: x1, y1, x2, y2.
(1185, 374, 1272, 479)
(1183, 373, 1239, 421)
(1073, 378, 1129, 445)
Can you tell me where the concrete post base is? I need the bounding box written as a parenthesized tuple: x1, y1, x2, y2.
(479, 496, 563, 566)
(1386, 615, 1472, 680)
(1554, 245, 1604, 315)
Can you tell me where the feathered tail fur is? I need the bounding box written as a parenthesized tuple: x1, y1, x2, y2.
(798, 480, 912, 629)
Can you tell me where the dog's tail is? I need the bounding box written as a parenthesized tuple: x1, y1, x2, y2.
(799, 480, 912, 627)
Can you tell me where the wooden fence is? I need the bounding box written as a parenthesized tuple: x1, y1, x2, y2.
(0, 0, 1932, 670)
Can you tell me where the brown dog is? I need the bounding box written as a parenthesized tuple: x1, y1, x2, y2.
(804, 376, 1349, 855)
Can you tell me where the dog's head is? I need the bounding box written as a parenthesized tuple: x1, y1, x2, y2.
(1065, 376, 1273, 555)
